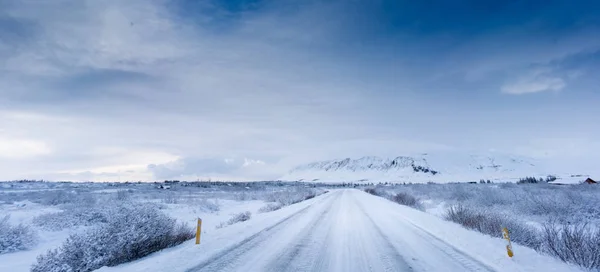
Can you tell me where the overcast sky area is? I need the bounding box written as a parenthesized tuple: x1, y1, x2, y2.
(0, 0, 599, 181)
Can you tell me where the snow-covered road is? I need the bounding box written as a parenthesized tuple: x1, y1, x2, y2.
(99, 189, 581, 272)
(189, 189, 491, 272)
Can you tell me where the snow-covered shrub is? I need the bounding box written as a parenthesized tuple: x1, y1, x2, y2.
(258, 203, 283, 213)
(33, 190, 97, 206)
(524, 194, 572, 219)
(0, 195, 15, 205)
(161, 192, 179, 204)
(234, 192, 259, 201)
(445, 205, 540, 249)
(197, 198, 220, 212)
(264, 188, 317, 206)
(542, 222, 600, 270)
(33, 207, 109, 231)
(227, 211, 251, 225)
(448, 185, 474, 201)
(115, 190, 130, 201)
(364, 188, 386, 197)
(216, 211, 252, 229)
(31, 205, 194, 272)
(390, 192, 424, 210)
(389, 183, 600, 225)
(0, 215, 38, 254)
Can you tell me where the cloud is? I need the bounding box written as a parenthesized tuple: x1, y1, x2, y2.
(501, 70, 566, 95)
(0, 137, 51, 159)
(148, 157, 271, 181)
(0, 0, 599, 181)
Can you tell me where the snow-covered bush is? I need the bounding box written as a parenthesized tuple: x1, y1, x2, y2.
(31, 205, 194, 272)
(233, 192, 259, 201)
(387, 183, 600, 225)
(0, 215, 38, 254)
(115, 190, 130, 201)
(258, 203, 283, 213)
(33, 207, 109, 231)
(217, 211, 252, 229)
(542, 222, 600, 270)
(364, 188, 386, 197)
(365, 188, 424, 210)
(33, 190, 97, 206)
(390, 192, 424, 210)
(264, 188, 317, 206)
(445, 204, 540, 249)
(197, 198, 220, 212)
(227, 211, 251, 225)
(161, 192, 179, 204)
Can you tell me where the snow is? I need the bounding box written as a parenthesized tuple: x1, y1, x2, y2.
(1, 201, 61, 225)
(282, 152, 555, 183)
(98, 189, 581, 272)
(0, 228, 72, 272)
(548, 175, 590, 185)
(157, 199, 266, 231)
(0, 186, 276, 272)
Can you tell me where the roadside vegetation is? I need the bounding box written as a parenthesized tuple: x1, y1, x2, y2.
(0, 180, 326, 270)
(217, 211, 252, 229)
(366, 181, 600, 270)
(31, 205, 194, 272)
(0, 215, 38, 254)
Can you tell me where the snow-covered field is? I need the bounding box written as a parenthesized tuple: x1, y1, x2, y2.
(98, 189, 581, 272)
(369, 182, 600, 270)
(377, 182, 600, 224)
(0, 181, 323, 272)
(0, 181, 597, 271)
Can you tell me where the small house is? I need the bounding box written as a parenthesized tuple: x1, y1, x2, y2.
(584, 178, 597, 184)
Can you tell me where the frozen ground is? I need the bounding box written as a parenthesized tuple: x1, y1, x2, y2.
(1, 181, 595, 271)
(99, 189, 580, 272)
(380, 182, 600, 226)
(0, 181, 322, 272)
(370, 183, 600, 270)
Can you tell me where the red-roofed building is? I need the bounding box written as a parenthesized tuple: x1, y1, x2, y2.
(584, 178, 597, 184)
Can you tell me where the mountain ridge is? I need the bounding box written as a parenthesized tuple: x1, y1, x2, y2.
(282, 153, 546, 183)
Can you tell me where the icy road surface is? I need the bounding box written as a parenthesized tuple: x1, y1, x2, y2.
(190, 190, 490, 272)
(99, 189, 580, 272)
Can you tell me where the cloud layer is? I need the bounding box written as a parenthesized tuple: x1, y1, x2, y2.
(1, 0, 599, 180)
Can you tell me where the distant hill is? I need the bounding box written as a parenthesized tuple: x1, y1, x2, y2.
(281, 153, 551, 183)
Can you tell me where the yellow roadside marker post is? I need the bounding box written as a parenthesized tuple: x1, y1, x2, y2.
(196, 218, 202, 245)
(502, 227, 514, 258)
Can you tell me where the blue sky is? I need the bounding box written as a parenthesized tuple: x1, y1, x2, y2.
(0, 0, 599, 181)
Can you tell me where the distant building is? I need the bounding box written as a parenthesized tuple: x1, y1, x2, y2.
(584, 178, 597, 184)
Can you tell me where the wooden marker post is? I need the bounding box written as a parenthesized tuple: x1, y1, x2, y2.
(502, 227, 514, 258)
(195, 218, 202, 245)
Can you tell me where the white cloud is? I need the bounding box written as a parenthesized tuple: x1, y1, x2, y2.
(0, 137, 51, 159)
(243, 158, 265, 167)
(501, 68, 565, 94)
(0, 1, 598, 181)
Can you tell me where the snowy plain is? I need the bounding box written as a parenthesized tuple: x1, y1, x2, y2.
(0, 181, 596, 271)
(98, 189, 582, 272)
(0, 181, 322, 272)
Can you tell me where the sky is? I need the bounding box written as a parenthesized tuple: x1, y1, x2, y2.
(0, 0, 599, 181)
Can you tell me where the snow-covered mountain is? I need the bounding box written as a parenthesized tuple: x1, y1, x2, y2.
(281, 153, 550, 183)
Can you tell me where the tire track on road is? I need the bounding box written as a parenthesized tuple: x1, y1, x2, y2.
(399, 219, 496, 272)
(187, 191, 338, 272)
(264, 191, 342, 272)
(351, 192, 415, 272)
